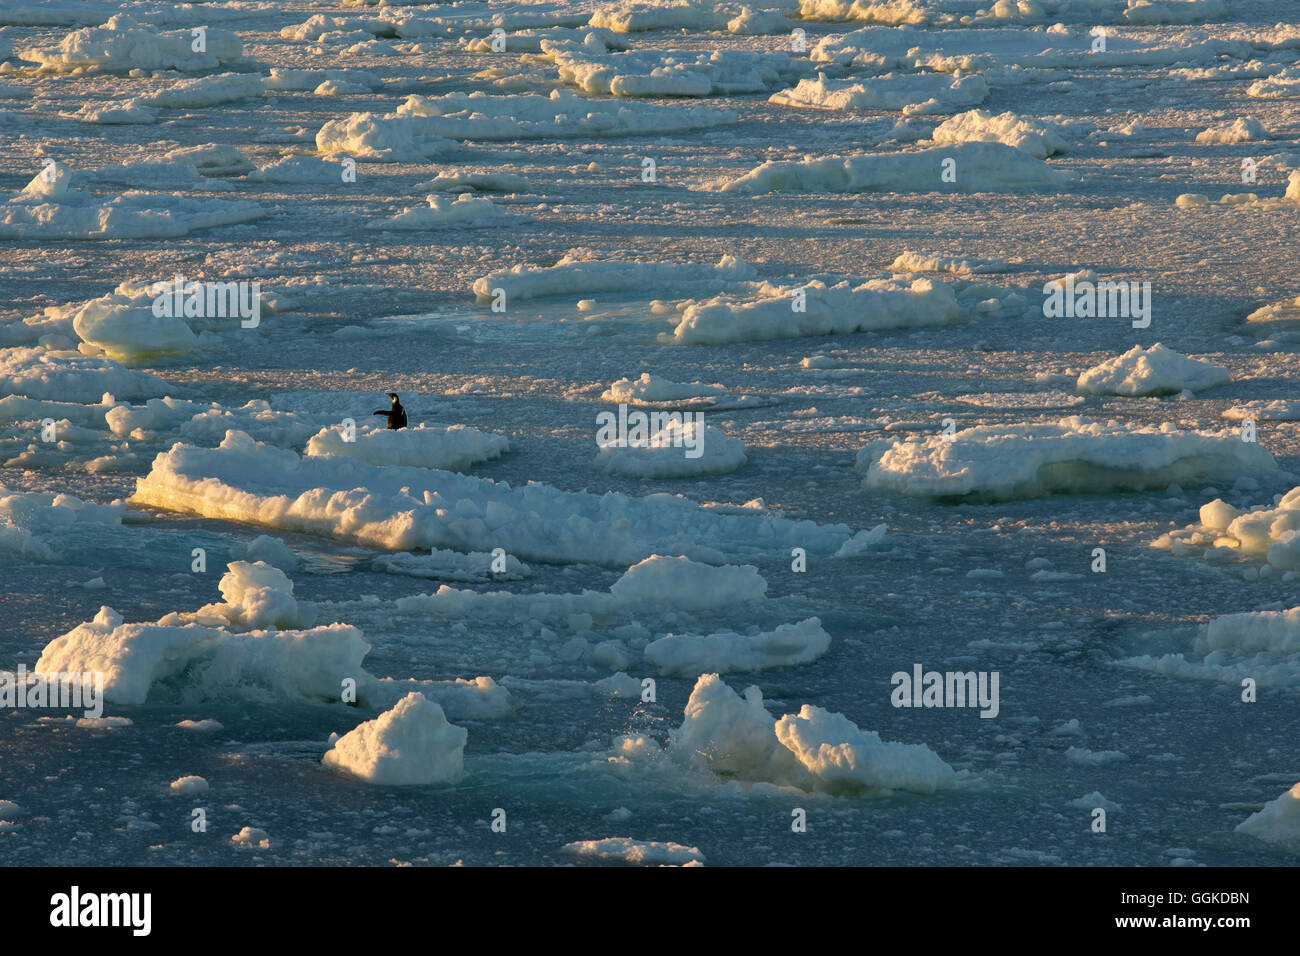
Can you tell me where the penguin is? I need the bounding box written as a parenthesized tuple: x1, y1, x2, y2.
(373, 392, 407, 430)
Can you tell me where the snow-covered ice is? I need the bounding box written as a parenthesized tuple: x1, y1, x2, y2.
(322, 692, 467, 786)
(860, 417, 1276, 499)
(1075, 344, 1230, 396)
(718, 143, 1067, 194)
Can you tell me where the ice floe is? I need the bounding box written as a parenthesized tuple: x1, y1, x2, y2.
(1152, 486, 1300, 572)
(669, 673, 955, 794)
(0, 347, 169, 402)
(474, 255, 754, 303)
(1076, 344, 1230, 396)
(717, 143, 1067, 194)
(22, 15, 243, 73)
(305, 423, 510, 470)
(365, 194, 526, 230)
(561, 837, 704, 864)
(931, 109, 1070, 158)
(132, 431, 861, 564)
(594, 418, 747, 478)
(770, 72, 989, 112)
(860, 417, 1276, 500)
(322, 692, 467, 785)
(1236, 782, 1300, 845)
(35, 606, 370, 706)
(645, 617, 831, 676)
(0, 163, 265, 240)
(663, 277, 959, 344)
(317, 90, 736, 161)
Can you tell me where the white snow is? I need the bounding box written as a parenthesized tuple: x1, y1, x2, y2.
(728, 6, 792, 33)
(176, 719, 223, 731)
(1247, 66, 1300, 99)
(265, 67, 381, 92)
(161, 144, 254, 176)
(63, 101, 158, 125)
(860, 417, 1276, 499)
(371, 676, 513, 721)
(305, 423, 509, 470)
(462, 27, 624, 53)
(834, 523, 889, 556)
(1076, 344, 1231, 396)
(718, 143, 1067, 194)
(322, 692, 467, 785)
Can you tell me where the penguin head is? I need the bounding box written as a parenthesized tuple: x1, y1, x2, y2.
(387, 392, 399, 403)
